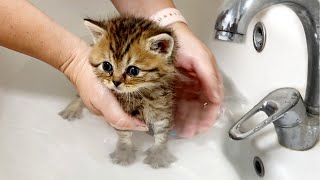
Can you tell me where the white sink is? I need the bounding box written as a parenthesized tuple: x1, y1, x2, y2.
(0, 0, 318, 180)
(212, 3, 320, 180)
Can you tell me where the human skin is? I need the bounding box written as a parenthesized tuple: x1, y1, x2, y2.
(112, 0, 224, 137)
(0, 0, 148, 131)
(0, 0, 223, 137)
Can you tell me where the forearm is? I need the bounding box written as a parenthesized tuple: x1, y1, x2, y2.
(0, 0, 88, 73)
(111, 0, 175, 17)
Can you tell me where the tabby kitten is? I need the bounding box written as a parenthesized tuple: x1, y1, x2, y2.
(59, 16, 178, 168)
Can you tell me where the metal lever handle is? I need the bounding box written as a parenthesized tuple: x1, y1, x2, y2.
(229, 88, 301, 140)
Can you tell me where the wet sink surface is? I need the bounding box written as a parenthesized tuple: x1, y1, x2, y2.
(1, 0, 319, 179)
(0, 58, 242, 180)
(214, 4, 320, 179)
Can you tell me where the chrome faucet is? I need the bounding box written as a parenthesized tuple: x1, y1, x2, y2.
(215, 0, 320, 150)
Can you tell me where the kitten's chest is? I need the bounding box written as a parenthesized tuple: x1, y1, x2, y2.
(114, 89, 174, 122)
(115, 93, 144, 116)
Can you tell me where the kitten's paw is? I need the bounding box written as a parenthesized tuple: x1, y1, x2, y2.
(144, 146, 176, 168)
(109, 145, 136, 166)
(59, 103, 83, 121)
(59, 107, 82, 121)
(59, 97, 83, 121)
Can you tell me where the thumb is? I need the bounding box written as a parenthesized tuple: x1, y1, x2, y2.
(75, 60, 149, 132)
(93, 88, 149, 131)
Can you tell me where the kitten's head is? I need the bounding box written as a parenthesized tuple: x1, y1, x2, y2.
(84, 16, 177, 94)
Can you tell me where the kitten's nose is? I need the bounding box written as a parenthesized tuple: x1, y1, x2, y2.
(112, 81, 122, 87)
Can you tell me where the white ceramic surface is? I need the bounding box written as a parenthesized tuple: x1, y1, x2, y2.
(0, 0, 318, 180)
(213, 3, 320, 180)
(0, 1, 239, 180)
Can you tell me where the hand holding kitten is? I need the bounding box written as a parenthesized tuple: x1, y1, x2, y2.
(62, 47, 149, 131)
(111, 0, 225, 137)
(0, 0, 143, 131)
(1, 0, 224, 138)
(169, 22, 224, 138)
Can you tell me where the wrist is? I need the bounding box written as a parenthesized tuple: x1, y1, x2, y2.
(149, 7, 187, 27)
(150, 8, 188, 27)
(60, 41, 92, 86)
(168, 21, 189, 31)
(111, 0, 176, 18)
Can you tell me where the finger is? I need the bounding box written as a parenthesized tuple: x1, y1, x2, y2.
(197, 103, 221, 133)
(174, 100, 190, 134)
(85, 101, 102, 115)
(176, 101, 202, 138)
(93, 89, 148, 131)
(179, 125, 198, 138)
(76, 61, 148, 131)
(193, 56, 223, 104)
(108, 113, 148, 131)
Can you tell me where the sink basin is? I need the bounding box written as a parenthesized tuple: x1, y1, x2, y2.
(0, 0, 318, 179)
(212, 3, 320, 180)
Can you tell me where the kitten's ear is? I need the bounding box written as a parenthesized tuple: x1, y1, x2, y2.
(83, 19, 106, 43)
(146, 33, 174, 58)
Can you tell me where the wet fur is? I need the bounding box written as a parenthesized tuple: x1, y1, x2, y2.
(59, 16, 178, 168)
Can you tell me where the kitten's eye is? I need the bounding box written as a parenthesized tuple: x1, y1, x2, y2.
(126, 66, 140, 77)
(101, 62, 113, 73)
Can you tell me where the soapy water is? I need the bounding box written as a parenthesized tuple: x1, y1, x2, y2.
(0, 60, 246, 180)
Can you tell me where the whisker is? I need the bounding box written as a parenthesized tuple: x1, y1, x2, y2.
(137, 90, 145, 101)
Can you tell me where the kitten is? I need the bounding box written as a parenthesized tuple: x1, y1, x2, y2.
(59, 16, 178, 168)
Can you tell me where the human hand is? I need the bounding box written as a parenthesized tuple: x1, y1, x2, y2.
(169, 22, 224, 138)
(62, 45, 148, 131)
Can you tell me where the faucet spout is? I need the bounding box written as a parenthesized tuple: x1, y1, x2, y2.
(214, 0, 320, 115)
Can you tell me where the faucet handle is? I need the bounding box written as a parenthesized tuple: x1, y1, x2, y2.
(229, 88, 303, 140)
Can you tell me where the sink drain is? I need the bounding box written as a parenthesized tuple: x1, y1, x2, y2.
(253, 156, 265, 177)
(253, 22, 266, 52)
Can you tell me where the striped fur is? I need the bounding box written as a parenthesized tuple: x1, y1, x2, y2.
(86, 16, 178, 168)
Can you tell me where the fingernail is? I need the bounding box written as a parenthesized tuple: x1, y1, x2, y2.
(134, 126, 149, 131)
(135, 121, 145, 126)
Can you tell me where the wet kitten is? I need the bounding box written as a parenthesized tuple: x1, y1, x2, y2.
(59, 16, 178, 168)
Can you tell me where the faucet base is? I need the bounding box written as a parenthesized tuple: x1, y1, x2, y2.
(229, 88, 320, 151)
(274, 114, 319, 151)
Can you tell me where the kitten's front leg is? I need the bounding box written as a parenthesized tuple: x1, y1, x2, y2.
(59, 95, 84, 120)
(144, 120, 176, 168)
(110, 130, 136, 166)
